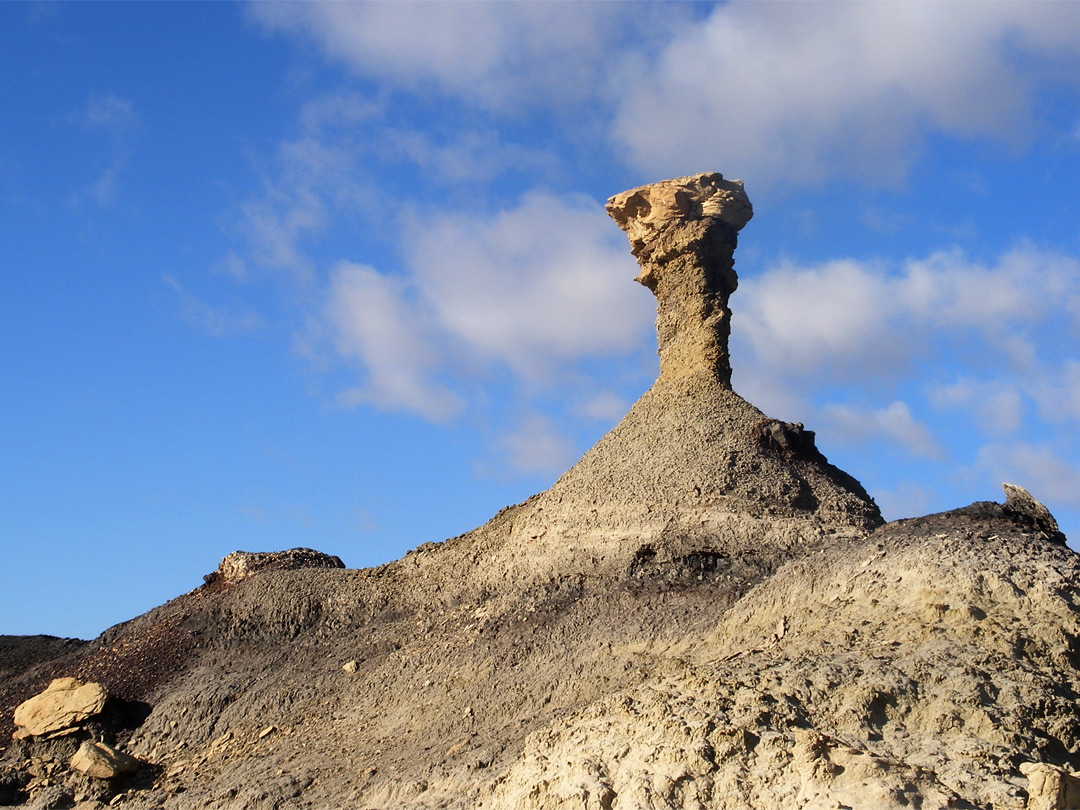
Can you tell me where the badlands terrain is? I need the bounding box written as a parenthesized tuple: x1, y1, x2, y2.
(2, 173, 1078, 810)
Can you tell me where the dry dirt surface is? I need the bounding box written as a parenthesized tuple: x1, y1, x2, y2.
(3, 173, 1079, 810)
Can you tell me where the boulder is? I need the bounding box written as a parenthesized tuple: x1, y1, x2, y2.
(69, 741, 139, 779)
(1019, 762, 1080, 810)
(13, 678, 109, 738)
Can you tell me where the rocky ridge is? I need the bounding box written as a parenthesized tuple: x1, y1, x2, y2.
(2, 172, 1078, 810)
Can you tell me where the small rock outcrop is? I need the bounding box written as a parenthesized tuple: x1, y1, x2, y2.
(1004, 482, 1068, 545)
(607, 172, 752, 384)
(13, 679, 108, 739)
(203, 548, 345, 587)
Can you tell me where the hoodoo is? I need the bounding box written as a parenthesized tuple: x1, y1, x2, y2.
(531, 172, 881, 540)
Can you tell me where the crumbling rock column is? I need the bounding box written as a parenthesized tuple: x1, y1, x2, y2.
(606, 172, 752, 385)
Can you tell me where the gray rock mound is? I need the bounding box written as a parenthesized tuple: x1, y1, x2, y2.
(486, 489, 1080, 809)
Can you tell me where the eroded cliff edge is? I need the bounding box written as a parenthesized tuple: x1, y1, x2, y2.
(2, 174, 1077, 810)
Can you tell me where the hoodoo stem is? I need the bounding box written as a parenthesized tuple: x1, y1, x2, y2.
(606, 173, 753, 386)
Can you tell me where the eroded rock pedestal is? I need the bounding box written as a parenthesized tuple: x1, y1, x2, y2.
(607, 172, 752, 384)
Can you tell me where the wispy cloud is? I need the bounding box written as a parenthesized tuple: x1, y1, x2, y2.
(162, 274, 263, 337)
(873, 481, 936, 523)
(82, 94, 137, 131)
(576, 391, 630, 424)
(495, 414, 578, 476)
(228, 90, 559, 283)
(931, 378, 1024, 435)
(822, 401, 943, 460)
(1033, 360, 1080, 423)
(71, 93, 138, 207)
(975, 442, 1080, 508)
(235, 180, 326, 280)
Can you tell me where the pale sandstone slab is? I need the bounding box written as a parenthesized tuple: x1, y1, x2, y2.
(13, 678, 109, 738)
(70, 741, 140, 779)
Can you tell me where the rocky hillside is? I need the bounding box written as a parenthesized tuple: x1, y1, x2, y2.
(2, 173, 1078, 810)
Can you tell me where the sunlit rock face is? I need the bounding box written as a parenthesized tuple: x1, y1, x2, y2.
(606, 172, 753, 385)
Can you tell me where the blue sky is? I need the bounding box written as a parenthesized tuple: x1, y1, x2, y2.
(3, 2, 1080, 639)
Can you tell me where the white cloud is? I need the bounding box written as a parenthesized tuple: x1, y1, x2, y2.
(495, 415, 577, 475)
(253, 3, 1080, 189)
(402, 191, 652, 379)
(975, 442, 1080, 508)
(249, 2, 664, 110)
(612, 3, 1080, 185)
(898, 246, 1079, 333)
(735, 258, 902, 382)
(316, 192, 656, 442)
(822, 401, 942, 460)
(327, 263, 462, 422)
(931, 377, 1024, 435)
(734, 244, 1080, 388)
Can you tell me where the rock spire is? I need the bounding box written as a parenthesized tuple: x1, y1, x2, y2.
(607, 172, 752, 385)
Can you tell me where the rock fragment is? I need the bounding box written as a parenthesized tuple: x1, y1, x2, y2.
(1003, 483, 1067, 545)
(25, 783, 74, 809)
(69, 741, 139, 780)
